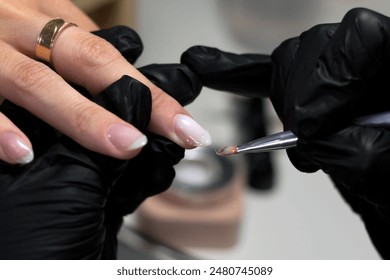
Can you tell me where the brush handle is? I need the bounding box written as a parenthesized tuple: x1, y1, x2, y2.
(236, 110, 390, 154)
(237, 130, 298, 153)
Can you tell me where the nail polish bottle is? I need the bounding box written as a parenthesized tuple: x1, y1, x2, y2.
(136, 147, 245, 249)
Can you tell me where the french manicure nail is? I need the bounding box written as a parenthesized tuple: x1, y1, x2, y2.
(107, 123, 147, 151)
(173, 114, 212, 147)
(0, 132, 34, 164)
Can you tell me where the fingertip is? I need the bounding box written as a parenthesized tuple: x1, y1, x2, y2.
(147, 90, 212, 150)
(0, 131, 34, 165)
(172, 114, 212, 148)
(107, 123, 148, 153)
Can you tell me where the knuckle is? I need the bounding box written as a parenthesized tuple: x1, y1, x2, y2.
(10, 60, 55, 98)
(150, 86, 167, 104)
(73, 102, 102, 134)
(151, 86, 180, 111)
(75, 36, 122, 69)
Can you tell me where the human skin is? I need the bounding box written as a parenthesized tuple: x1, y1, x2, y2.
(0, 0, 211, 164)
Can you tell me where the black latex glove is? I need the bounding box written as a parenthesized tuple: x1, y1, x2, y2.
(181, 8, 390, 258)
(270, 8, 390, 211)
(0, 26, 202, 259)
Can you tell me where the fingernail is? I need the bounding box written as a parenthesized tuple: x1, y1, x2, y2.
(173, 114, 212, 147)
(0, 132, 34, 164)
(107, 123, 148, 151)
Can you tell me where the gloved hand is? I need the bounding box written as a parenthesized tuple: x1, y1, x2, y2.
(270, 8, 390, 212)
(181, 8, 390, 258)
(0, 26, 202, 259)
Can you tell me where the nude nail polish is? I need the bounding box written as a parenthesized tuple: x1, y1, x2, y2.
(107, 123, 147, 151)
(173, 114, 212, 147)
(0, 132, 34, 164)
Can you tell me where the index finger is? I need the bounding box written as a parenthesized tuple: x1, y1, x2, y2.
(50, 26, 212, 148)
(181, 46, 272, 98)
(0, 42, 147, 160)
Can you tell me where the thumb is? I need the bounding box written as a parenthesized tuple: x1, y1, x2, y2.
(181, 46, 272, 98)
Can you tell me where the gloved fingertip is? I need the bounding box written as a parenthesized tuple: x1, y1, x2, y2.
(287, 148, 319, 173)
(180, 45, 219, 70)
(139, 63, 202, 106)
(182, 45, 272, 97)
(172, 114, 212, 148)
(93, 25, 143, 64)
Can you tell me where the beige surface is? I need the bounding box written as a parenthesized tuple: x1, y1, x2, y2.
(73, 0, 116, 12)
(73, 0, 136, 28)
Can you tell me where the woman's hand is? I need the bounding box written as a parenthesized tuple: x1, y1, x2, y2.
(0, 0, 211, 164)
(0, 24, 204, 259)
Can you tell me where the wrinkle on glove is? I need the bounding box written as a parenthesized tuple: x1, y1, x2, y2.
(96, 25, 143, 64)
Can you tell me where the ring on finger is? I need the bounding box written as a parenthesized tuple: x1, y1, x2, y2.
(36, 18, 77, 64)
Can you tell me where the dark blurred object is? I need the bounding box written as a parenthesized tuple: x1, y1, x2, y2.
(236, 97, 274, 190)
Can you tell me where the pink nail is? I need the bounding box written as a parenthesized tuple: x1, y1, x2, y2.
(173, 114, 212, 147)
(0, 132, 34, 164)
(107, 123, 147, 151)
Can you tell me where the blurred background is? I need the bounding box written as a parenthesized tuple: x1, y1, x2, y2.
(75, 0, 390, 259)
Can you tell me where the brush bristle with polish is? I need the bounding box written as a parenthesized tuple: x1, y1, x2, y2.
(216, 145, 238, 156)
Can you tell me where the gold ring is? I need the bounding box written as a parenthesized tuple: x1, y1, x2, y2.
(35, 18, 77, 64)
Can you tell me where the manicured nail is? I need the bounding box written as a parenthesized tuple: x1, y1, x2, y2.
(173, 114, 212, 147)
(107, 123, 148, 151)
(0, 132, 34, 164)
